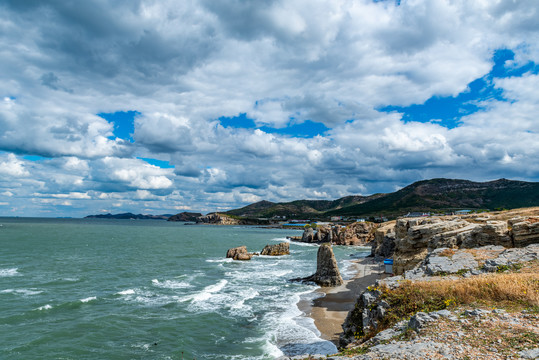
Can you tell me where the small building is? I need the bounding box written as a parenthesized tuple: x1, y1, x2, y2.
(455, 210, 472, 215)
(330, 216, 343, 222)
(356, 218, 366, 222)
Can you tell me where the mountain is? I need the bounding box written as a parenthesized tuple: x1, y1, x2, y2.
(225, 195, 384, 218)
(225, 178, 539, 219)
(84, 213, 172, 220)
(326, 178, 539, 217)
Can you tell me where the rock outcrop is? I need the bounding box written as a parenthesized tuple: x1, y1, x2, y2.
(510, 217, 539, 247)
(340, 243, 539, 348)
(197, 213, 240, 225)
(295, 222, 378, 245)
(260, 242, 290, 256)
(226, 246, 254, 260)
(293, 243, 343, 287)
(371, 221, 396, 260)
(391, 215, 539, 274)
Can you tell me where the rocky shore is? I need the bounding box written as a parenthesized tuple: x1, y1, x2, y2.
(279, 207, 539, 360)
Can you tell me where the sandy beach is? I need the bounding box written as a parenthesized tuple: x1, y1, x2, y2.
(298, 257, 386, 344)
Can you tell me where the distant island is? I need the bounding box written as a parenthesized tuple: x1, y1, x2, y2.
(84, 212, 173, 220)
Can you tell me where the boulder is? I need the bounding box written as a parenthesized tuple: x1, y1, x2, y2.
(510, 217, 539, 247)
(226, 246, 253, 260)
(334, 221, 378, 245)
(260, 242, 290, 256)
(371, 221, 396, 260)
(301, 227, 315, 243)
(295, 243, 343, 287)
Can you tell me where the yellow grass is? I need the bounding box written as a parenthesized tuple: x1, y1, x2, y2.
(410, 271, 539, 307)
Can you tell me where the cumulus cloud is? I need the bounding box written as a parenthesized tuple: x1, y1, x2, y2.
(0, 0, 538, 216)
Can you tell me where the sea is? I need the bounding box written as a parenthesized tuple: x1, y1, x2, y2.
(0, 217, 370, 360)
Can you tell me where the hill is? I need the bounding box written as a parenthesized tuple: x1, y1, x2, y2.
(84, 213, 172, 220)
(225, 178, 539, 219)
(225, 195, 384, 218)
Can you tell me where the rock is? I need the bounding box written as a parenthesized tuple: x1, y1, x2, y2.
(424, 248, 478, 275)
(333, 221, 379, 245)
(226, 246, 254, 260)
(260, 242, 290, 256)
(234, 253, 253, 261)
(301, 227, 315, 243)
(518, 348, 539, 359)
(464, 309, 490, 317)
(197, 213, 240, 225)
(511, 217, 539, 247)
(293, 243, 343, 287)
(408, 312, 436, 331)
(371, 221, 396, 260)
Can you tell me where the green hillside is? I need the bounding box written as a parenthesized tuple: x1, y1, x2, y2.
(225, 178, 539, 219)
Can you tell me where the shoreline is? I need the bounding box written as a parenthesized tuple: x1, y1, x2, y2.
(298, 257, 386, 345)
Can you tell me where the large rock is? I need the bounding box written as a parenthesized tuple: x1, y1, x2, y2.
(197, 213, 240, 225)
(301, 227, 315, 242)
(295, 243, 343, 287)
(226, 246, 253, 260)
(510, 217, 539, 247)
(333, 221, 378, 245)
(371, 221, 396, 260)
(260, 242, 290, 256)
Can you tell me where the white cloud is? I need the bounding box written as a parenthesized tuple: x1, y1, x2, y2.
(0, 0, 538, 216)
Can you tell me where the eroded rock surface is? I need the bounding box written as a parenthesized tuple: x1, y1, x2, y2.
(260, 242, 289, 256)
(292, 243, 343, 287)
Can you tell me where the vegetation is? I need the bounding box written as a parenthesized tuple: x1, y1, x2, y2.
(374, 261, 539, 334)
(223, 178, 539, 219)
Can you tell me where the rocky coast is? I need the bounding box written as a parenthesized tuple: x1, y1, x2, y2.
(280, 207, 539, 360)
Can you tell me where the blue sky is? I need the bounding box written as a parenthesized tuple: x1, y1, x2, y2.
(0, 0, 538, 217)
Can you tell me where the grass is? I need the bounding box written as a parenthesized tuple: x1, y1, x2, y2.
(376, 261, 539, 333)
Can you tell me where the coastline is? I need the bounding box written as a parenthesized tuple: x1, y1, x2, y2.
(298, 257, 386, 344)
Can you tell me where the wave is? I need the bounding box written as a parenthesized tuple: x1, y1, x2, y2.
(116, 289, 136, 295)
(151, 279, 192, 289)
(0, 268, 19, 277)
(191, 279, 228, 302)
(80, 296, 97, 303)
(1, 288, 42, 296)
(35, 304, 53, 311)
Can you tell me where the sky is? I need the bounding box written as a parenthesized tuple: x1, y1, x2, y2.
(0, 0, 538, 217)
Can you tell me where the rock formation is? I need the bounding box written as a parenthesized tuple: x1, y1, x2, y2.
(293, 243, 343, 287)
(197, 213, 241, 225)
(340, 243, 539, 348)
(371, 221, 396, 260)
(260, 242, 289, 256)
(295, 221, 378, 245)
(391, 215, 539, 274)
(226, 246, 254, 260)
(333, 222, 378, 245)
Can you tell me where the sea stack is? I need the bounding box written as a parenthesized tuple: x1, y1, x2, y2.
(300, 243, 343, 287)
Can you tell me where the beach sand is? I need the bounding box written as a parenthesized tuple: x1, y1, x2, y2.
(298, 258, 386, 344)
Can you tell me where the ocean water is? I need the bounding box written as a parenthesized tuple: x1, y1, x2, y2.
(0, 218, 369, 359)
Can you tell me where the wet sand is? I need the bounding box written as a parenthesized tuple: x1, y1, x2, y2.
(298, 258, 386, 344)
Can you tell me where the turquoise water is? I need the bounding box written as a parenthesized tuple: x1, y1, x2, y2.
(0, 218, 369, 359)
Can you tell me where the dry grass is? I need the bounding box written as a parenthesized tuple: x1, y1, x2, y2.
(438, 248, 456, 258)
(377, 262, 539, 332)
(463, 247, 505, 265)
(410, 271, 539, 307)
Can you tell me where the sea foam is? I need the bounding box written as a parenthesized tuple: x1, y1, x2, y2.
(0, 268, 19, 277)
(80, 296, 97, 303)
